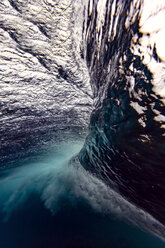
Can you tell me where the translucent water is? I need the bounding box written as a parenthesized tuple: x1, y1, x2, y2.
(0, 141, 164, 247)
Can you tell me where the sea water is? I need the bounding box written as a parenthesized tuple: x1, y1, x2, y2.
(0, 141, 164, 248)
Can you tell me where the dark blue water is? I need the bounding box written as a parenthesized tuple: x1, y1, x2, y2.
(0, 142, 164, 248)
(79, 0, 165, 227)
(0, 0, 165, 247)
(0, 195, 165, 248)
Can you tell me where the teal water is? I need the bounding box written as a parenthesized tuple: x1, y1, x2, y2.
(0, 141, 164, 248)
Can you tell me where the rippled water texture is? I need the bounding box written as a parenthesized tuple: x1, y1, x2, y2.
(0, 0, 165, 247)
(0, 0, 93, 165)
(79, 0, 165, 229)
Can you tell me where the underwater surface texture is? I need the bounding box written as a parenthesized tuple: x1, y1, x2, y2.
(0, 0, 165, 247)
(78, 0, 165, 228)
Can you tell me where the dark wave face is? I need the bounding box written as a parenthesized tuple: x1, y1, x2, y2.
(0, 0, 165, 246)
(78, 0, 165, 227)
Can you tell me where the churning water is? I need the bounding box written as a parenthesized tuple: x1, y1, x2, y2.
(0, 141, 164, 247)
(0, 0, 165, 247)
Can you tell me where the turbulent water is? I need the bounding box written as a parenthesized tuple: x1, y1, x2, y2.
(78, 0, 165, 227)
(0, 0, 93, 166)
(0, 0, 165, 247)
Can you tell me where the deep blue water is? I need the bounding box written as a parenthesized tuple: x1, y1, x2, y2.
(0, 142, 164, 248)
(0, 0, 165, 247)
(0, 195, 165, 248)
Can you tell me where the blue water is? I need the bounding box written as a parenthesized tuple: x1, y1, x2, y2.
(0, 142, 164, 248)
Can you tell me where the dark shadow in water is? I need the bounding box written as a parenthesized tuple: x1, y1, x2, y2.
(0, 194, 164, 248)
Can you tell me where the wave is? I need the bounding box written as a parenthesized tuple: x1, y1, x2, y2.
(0, 0, 165, 243)
(78, 0, 165, 228)
(0, 141, 164, 241)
